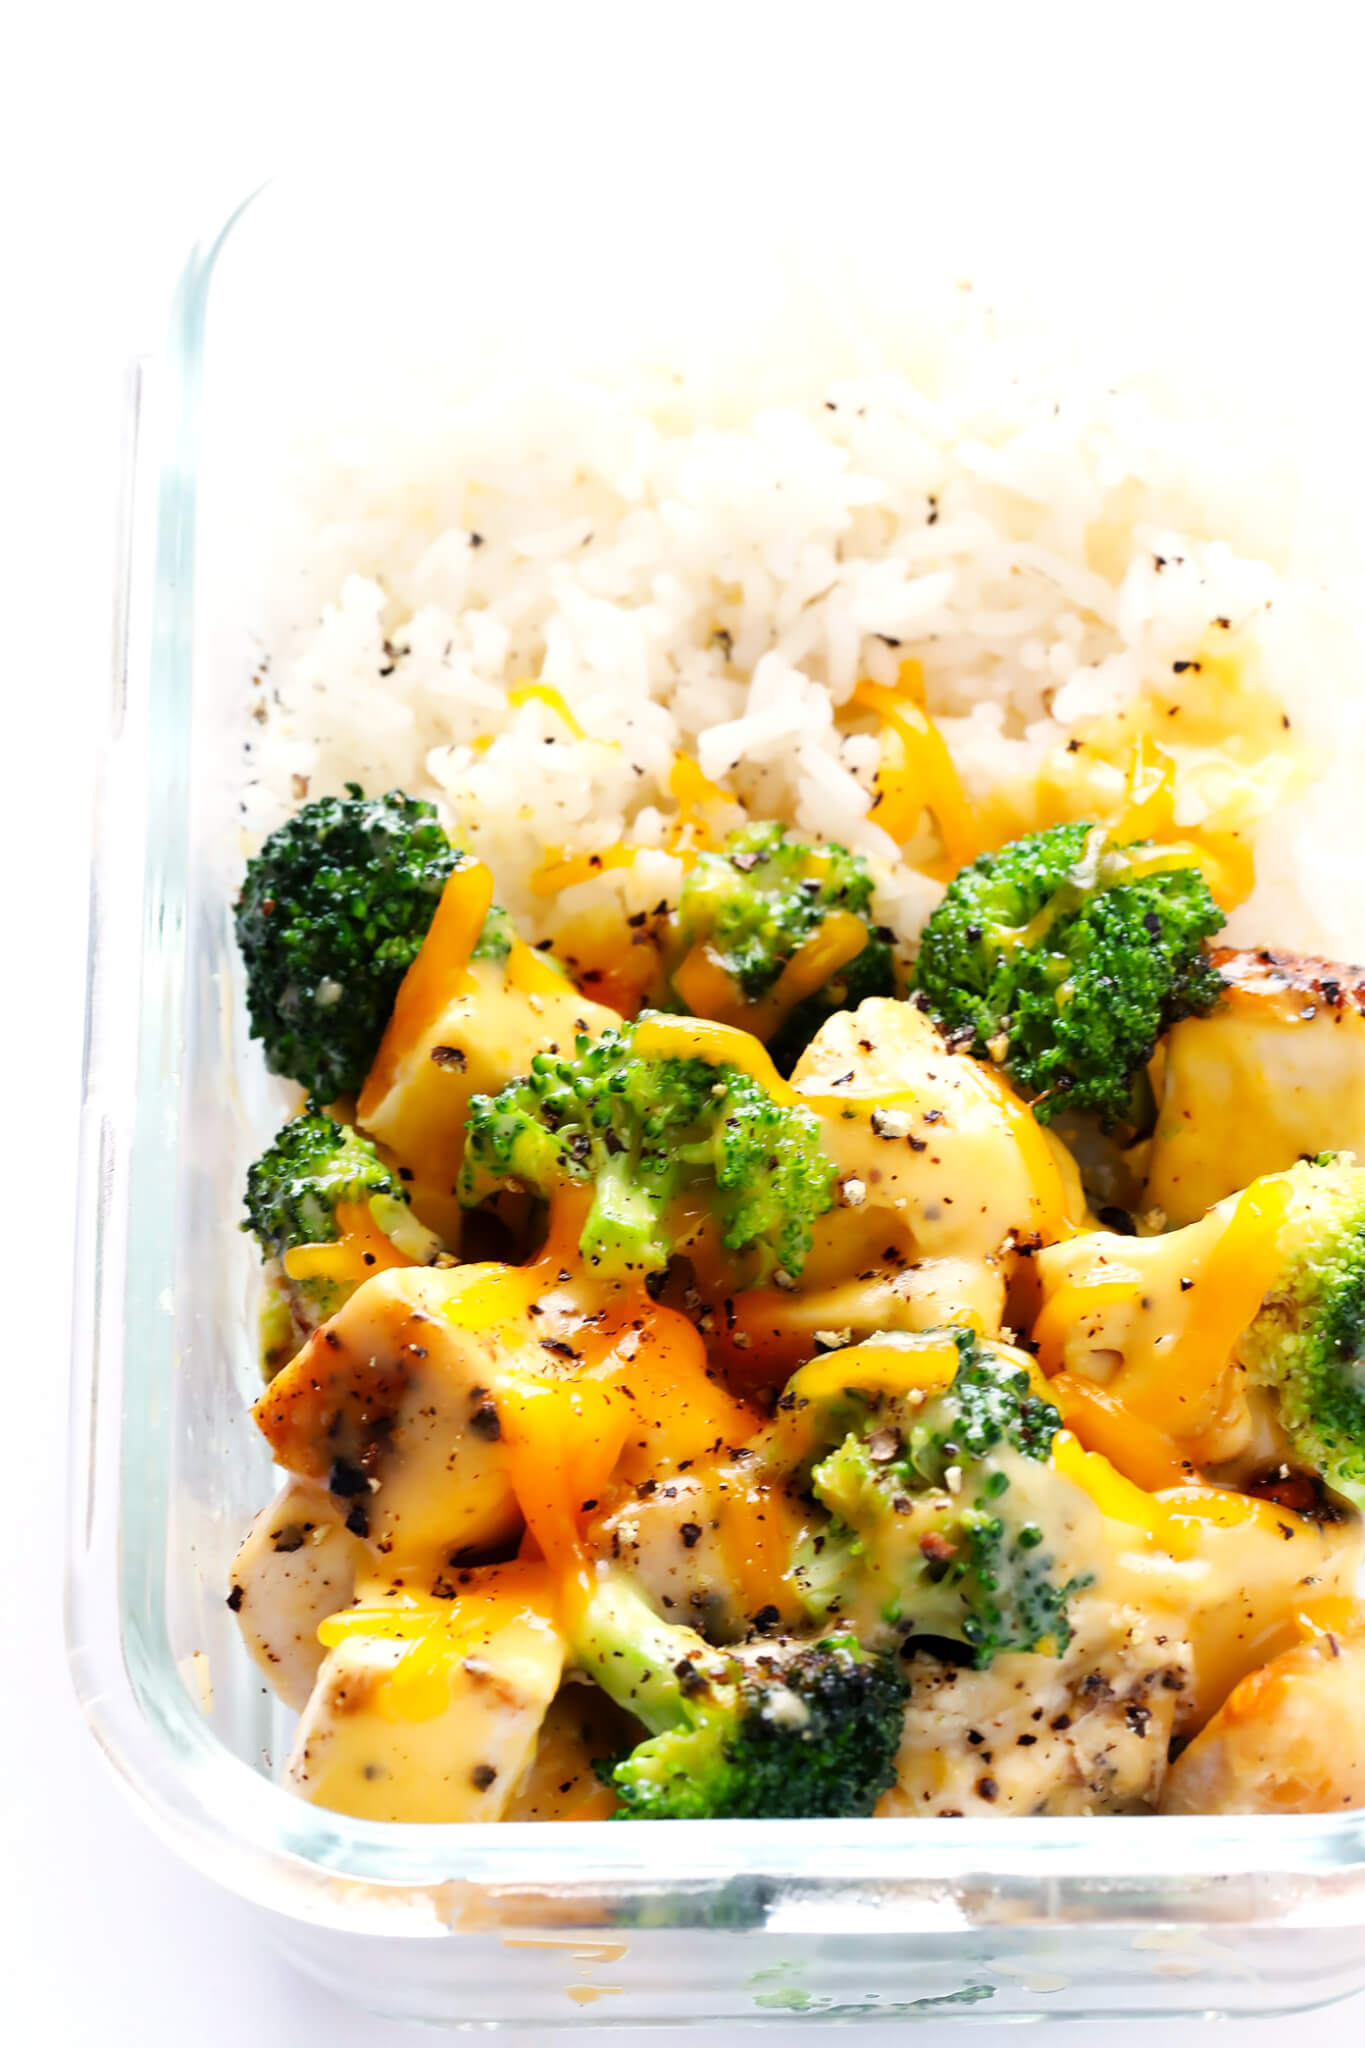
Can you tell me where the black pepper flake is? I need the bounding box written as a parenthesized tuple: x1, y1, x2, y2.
(431, 1044, 468, 1070)
(975, 1776, 998, 1802)
(328, 1457, 369, 1498)
(344, 1503, 370, 1538)
(226, 1584, 244, 1612)
(271, 1525, 305, 1554)
(470, 1402, 501, 1441)
(679, 1522, 703, 1549)
(470, 1763, 498, 1790)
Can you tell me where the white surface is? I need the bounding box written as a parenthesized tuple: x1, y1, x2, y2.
(4, 4, 1365, 2039)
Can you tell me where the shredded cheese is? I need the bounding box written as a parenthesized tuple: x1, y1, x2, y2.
(852, 674, 977, 870)
(357, 859, 495, 1118)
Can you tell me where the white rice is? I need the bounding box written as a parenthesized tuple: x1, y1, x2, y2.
(245, 297, 1365, 966)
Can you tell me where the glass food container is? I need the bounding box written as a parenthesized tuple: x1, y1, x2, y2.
(67, 143, 1365, 2028)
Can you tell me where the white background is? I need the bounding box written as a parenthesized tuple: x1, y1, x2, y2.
(4, 4, 1365, 2041)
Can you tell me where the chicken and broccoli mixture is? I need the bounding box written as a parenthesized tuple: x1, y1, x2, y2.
(227, 769, 1365, 1824)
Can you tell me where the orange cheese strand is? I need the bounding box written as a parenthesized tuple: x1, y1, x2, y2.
(717, 1484, 800, 1621)
(357, 859, 495, 1118)
(1293, 1595, 1364, 1644)
(634, 1008, 889, 1121)
(505, 935, 575, 997)
(531, 843, 638, 897)
(665, 753, 736, 857)
(671, 910, 869, 1042)
(633, 1012, 801, 1103)
(772, 1338, 961, 1465)
(1125, 1176, 1291, 1428)
(281, 1199, 416, 1287)
(507, 682, 588, 740)
(1050, 1374, 1199, 1492)
(1031, 1274, 1143, 1376)
(971, 1064, 1080, 1243)
(317, 1563, 557, 1722)
(592, 1303, 758, 1482)
(1050, 1429, 1187, 1543)
(1112, 731, 1177, 844)
(498, 1377, 634, 1610)
(853, 678, 978, 869)
(1111, 734, 1256, 912)
(1157, 1483, 1326, 1567)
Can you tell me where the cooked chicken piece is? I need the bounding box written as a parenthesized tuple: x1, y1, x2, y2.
(1161, 1617, 1365, 1814)
(285, 1565, 564, 1823)
(1033, 1205, 1255, 1466)
(588, 1461, 808, 1641)
(705, 1255, 1008, 1382)
(252, 1267, 529, 1573)
(227, 1477, 367, 1710)
(878, 1594, 1191, 1817)
(502, 1683, 636, 1821)
(358, 956, 617, 1244)
(1161, 1490, 1363, 1730)
(791, 998, 1086, 1283)
(1143, 949, 1365, 1227)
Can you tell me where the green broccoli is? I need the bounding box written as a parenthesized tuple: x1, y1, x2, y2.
(458, 1015, 836, 1284)
(1239, 1156, 1365, 1510)
(235, 784, 515, 1103)
(785, 1330, 1089, 1665)
(668, 821, 896, 1072)
(244, 1111, 440, 1366)
(575, 1571, 907, 1819)
(911, 821, 1225, 1125)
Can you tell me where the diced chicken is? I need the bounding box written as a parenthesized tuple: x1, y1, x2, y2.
(252, 1267, 529, 1573)
(878, 1595, 1191, 1817)
(791, 998, 1085, 1282)
(358, 957, 617, 1244)
(706, 1256, 1008, 1381)
(1032, 1206, 1253, 1466)
(227, 1477, 368, 1710)
(1143, 949, 1365, 1227)
(588, 1462, 806, 1642)
(286, 1566, 564, 1823)
(502, 1683, 635, 1821)
(1161, 1618, 1365, 1814)
(1159, 1491, 1363, 1730)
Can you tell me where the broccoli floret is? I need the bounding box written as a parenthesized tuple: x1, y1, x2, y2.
(235, 786, 458, 1101)
(575, 1571, 907, 1819)
(235, 784, 529, 1104)
(669, 821, 897, 1072)
(243, 1111, 439, 1351)
(1239, 1156, 1365, 1509)
(458, 1015, 836, 1284)
(911, 822, 1225, 1125)
(788, 1330, 1089, 1665)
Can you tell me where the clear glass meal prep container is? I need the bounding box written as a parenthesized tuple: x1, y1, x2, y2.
(67, 143, 1365, 2029)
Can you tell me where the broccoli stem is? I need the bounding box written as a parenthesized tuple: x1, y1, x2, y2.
(572, 1571, 728, 1733)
